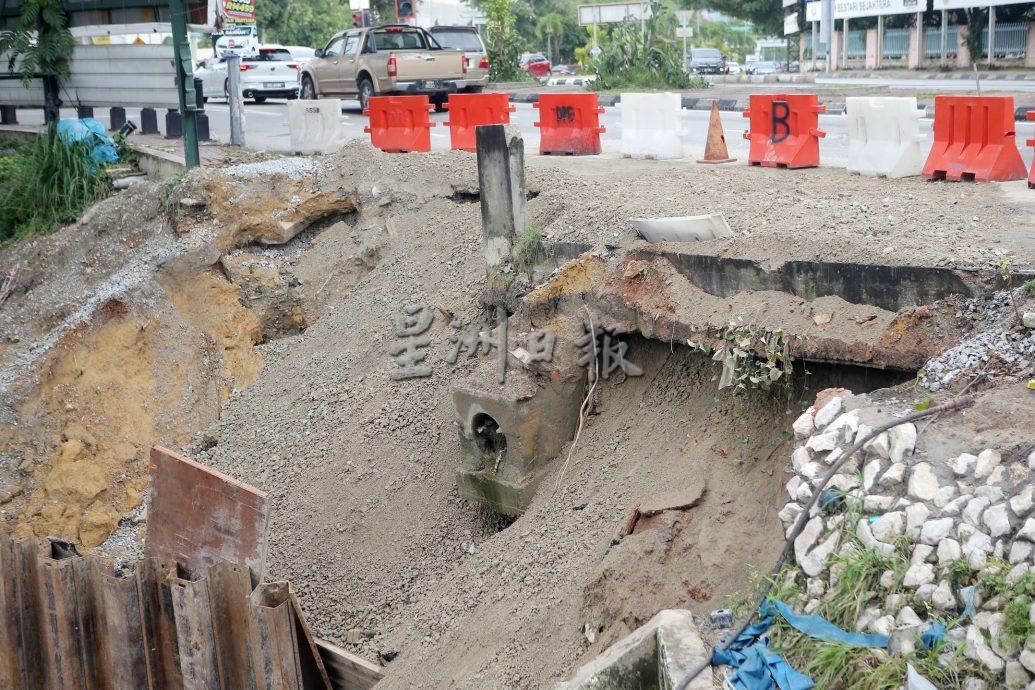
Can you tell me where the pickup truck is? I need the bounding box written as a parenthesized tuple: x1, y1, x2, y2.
(299, 25, 468, 111)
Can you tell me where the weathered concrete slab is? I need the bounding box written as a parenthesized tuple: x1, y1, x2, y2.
(554, 609, 714, 690)
(146, 446, 270, 585)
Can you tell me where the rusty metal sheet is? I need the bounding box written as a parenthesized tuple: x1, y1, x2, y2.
(315, 639, 384, 690)
(0, 533, 330, 690)
(146, 445, 270, 586)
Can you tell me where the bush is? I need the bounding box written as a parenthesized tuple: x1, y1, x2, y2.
(588, 0, 709, 91)
(0, 131, 109, 241)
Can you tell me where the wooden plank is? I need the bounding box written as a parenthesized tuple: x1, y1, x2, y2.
(251, 583, 304, 690)
(315, 639, 384, 690)
(37, 555, 88, 690)
(207, 561, 261, 690)
(146, 446, 270, 587)
(101, 566, 151, 690)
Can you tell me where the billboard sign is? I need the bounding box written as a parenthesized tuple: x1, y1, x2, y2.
(806, 1, 821, 21)
(784, 12, 799, 34)
(220, 0, 256, 24)
(578, 2, 652, 26)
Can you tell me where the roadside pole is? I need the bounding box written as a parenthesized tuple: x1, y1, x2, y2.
(227, 54, 246, 147)
(876, 15, 883, 69)
(940, 10, 947, 68)
(821, 0, 833, 74)
(988, 6, 995, 67)
(675, 11, 692, 70)
(169, 0, 200, 169)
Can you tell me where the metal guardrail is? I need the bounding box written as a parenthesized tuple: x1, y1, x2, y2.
(883, 28, 910, 59)
(847, 29, 866, 58)
(981, 22, 1027, 58)
(924, 25, 958, 59)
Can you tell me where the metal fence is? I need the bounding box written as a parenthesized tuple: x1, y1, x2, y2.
(883, 27, 910, 58)
(847, 29, 867, 58)
(924, 25, 958, 59)
(981, 22, 1028, 58)
(801, 32, 829, 59)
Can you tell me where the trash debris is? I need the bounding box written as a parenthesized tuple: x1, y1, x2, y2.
(710, 608, 734, 629)
(631, 213, 733, 243)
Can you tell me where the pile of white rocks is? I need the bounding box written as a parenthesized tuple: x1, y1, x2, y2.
(780, 390, 1035, 689)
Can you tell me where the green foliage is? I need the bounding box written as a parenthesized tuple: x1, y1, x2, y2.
(588, 1, 701, 91)
(514, 226, 544, 271)
(694, 20, 759, 62)
(1004, 596, 1034, 644)
(113, 132, 139, 167)
(702, 0, 782, 37)
(963, 8, 988, 63)
(689, 322, 793, 398)
(1025, 279, 1035, 298)
(483, 0, 525, 81)
(0, 0, 74, 87)
(254, 0, 355, 48)
(0, 132, 109, 242)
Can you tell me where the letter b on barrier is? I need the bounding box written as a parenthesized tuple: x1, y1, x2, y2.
(742, 94, 826, 168)
(922, 96, 1027, 182)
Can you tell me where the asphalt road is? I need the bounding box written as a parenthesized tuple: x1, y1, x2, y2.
(17, 96, 1035, 170)
(817, 75, 1035, 92)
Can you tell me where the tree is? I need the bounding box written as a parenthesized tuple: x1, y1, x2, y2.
(254, 0, 354, 47)
(0, 0, 73, 123)
(700, 0, 782, 37)
(483, 0, 525, 81)
(536, 12, 567, 64)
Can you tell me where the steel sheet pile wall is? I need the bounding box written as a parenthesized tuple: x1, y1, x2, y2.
(0, 534, 332, 690)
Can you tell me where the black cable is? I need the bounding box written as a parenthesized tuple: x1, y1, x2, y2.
(674, 395, 976, 690)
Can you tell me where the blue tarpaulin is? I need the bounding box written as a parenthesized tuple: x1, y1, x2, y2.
(55, 118, 118, 167)
(711, 600, 889, 690)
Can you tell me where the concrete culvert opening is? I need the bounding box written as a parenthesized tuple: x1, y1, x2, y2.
(472, 412, 508, 473)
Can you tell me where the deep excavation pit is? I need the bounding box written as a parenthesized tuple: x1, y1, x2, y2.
(1, 138, 1033, 688)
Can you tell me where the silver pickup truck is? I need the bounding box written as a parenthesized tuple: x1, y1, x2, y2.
(299, 25, 468, 111)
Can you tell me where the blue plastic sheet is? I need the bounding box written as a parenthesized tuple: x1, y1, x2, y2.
(764, 600, 889, 648)
(55, 118, 119, 167)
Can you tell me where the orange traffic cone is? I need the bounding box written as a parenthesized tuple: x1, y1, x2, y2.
(697, 101, 736, 164)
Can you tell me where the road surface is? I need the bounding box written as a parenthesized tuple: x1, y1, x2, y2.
(15, 97, 1035, 170)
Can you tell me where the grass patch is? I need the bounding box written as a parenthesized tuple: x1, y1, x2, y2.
(0, 131, 110, 242)
(514, 226, 544, 271)
(1025, 278, 1035, 298)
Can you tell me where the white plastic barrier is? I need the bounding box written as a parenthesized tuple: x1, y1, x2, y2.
(846, 97, 928, 179)
(619, 92, 686, 160)
(286, 99, 346, 155)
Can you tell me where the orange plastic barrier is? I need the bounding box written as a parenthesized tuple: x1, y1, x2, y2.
(1025, 109, 1035, 188)
(533, 93, 605, 155)
(742, 94, 826, 169)
(363, 95, 435, 153)
(923, 96, 1026, 182)
(444, 93, 515, 152)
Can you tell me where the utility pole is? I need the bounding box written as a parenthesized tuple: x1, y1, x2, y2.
(227, 54, 246, 147)
(169, 0, 200, 168)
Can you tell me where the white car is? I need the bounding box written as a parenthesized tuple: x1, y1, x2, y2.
(283, 45, 317, 63)
(195, 45, 301, 103)
(727, 61, 742, 75)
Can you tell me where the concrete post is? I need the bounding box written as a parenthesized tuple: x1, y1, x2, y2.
(140, 107, 159, 135)
(941, 11, 948, 68)
(475, 124, 527, 270)
(228, 54, 246, 147)
(988, 6, 996, 67)
(109, 107, 127, 132)
(843, 19, 849, 69)
(0, 105, 17, 125)
(1025, 23, 1035, 68)
(76, 105, 94, 119)
(832, 30, 841, 69)
(866, 27, 879, 69)
(876, 16, 883, 68)
(909, 14, 922, 69)
(165, 109, 183, 139)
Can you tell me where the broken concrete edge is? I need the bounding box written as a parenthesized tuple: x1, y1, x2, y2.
(553, 609, 713, 690)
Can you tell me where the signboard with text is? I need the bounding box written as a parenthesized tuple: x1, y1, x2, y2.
(578, 2, 652, 26)
(220, 0, 256, 24)
(806, 1, 821, 21)
(834, 0, 918, 18)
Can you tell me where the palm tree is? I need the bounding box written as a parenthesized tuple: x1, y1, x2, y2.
(536, 13, 567, 64)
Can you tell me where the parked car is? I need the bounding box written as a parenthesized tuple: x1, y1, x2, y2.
(284, 45, 317, 63)
(428, 25, 488, 92)
(196, 45, 300, 103)
(727, 60, 742, 75)
(520, 53, 552, 77)
(753, 61, 779, 75)
(299, 25, 467, 111)
(689, 47, 727, 74)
